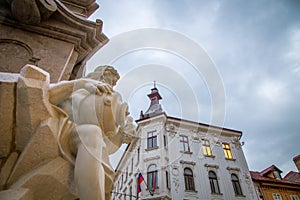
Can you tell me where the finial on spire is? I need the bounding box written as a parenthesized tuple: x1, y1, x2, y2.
(139, 82, 163, 119)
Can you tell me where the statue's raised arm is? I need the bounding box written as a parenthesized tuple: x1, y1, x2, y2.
(50, 65, 136, 200)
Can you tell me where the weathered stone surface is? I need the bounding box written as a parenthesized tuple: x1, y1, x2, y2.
(15, 65, 53, 151)
(10, 157, 77, 200)
(0, 188, 32, 200)
(60, 0, 99, 17)
(0, 73, 18, 158)
(0, 152, 19, 190)
(0, 1, 108, 82)
(8, 118, 60, 186)
(0, 40, 37, 73)
(20, 64, 49, 81)
(0, 26, 75, 82)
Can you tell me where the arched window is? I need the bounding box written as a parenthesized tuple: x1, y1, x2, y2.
(147, 164, 158, 190)
(184, 168, 195, 191)
(209, 171, 220, 194)
(231, 174, 243, 195)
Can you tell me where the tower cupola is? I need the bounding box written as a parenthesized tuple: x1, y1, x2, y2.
(139, 82, 163, 119)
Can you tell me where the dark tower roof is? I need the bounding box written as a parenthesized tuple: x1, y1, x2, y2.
(139, 82, 163, 119)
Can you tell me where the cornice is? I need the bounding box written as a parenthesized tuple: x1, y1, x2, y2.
(0, 0, 109, 78)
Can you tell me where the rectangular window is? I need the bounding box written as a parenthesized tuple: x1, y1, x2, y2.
(166, 171, 170, 189)
(180, 135, 190, 152)
(202, 139, 213, 156)
(164, 135, 167, 147)
(137, 147, 140, 164)
(291, 195, 299, 200)
(272, 193, 282, 200)
(184, 168, 195, 191)
(147, 171, 158, 190)
(222, 143, 233, 159)
(147, 131, 157, 149)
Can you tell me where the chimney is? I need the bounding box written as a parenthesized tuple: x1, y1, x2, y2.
(293, 155, 300, 172)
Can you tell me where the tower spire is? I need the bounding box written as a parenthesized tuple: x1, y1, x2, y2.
(139, 82, 163, 119)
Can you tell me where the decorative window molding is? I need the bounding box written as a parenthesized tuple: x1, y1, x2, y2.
(145, 146, 159, 151)
(171, 165, 180, 176)
(204, 163, 219, 169)
(227, 167, 240, 171)
(165, 124, 178, 136)
(192, 136, 200, 141)
(144, 155, 160, 162)
(180, 160, 196, 165)
(180, 150, 193, 155)
(204, 154, 215, 158)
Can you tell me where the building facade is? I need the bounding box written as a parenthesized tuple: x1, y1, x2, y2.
(112, 86, 258, 200)
(250, 156, 300, 200)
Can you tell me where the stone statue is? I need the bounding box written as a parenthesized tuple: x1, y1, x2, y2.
(49, 65, 136, 200)
(0, 65, 136, 200)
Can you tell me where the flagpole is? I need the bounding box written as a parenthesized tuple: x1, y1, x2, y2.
(137, 171, 154, 198)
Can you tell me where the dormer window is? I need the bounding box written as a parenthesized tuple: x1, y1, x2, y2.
(273, 170, 281, 180)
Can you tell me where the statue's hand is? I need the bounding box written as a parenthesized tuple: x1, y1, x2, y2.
(95, 82, 113, 95)
(82, 80, 113, 95)
(122, 117, 137, 144)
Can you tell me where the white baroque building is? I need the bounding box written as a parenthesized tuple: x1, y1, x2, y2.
(112, 86, 258, 200)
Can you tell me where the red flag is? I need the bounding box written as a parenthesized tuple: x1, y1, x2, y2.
(137, 173, 144, 194)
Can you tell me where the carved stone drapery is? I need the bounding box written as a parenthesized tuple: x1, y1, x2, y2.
(166, 123, 178, 137)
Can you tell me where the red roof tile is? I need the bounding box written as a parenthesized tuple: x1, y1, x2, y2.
(284, 171, 300, 182)
(293, 154, 300, 161)
(259, 165, 282, 176)
(250, 171, 300, 186)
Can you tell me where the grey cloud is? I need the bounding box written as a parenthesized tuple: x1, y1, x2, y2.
(91, 0, 300, 173)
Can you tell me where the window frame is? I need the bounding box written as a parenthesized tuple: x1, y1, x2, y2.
(180, 135, 190, 152)
(291, 195, 299, 200)
(166, 170, 170, 189)
(272, 193, 282, 200)
(137, 147, 140, 163)
(231, 174, 243, 196)
(222, 143, 233, 159)
(147, 164, 158, 190)
(147, 131, 158, 149)
(208, 171, 221, 194)
(202, 139, 213, 156)
(184, 167, 195, 191)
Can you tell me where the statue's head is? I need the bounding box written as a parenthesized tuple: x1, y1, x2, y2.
(86, 65, 120, 87)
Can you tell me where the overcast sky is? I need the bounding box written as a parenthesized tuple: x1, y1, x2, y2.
(87, 0, 300, 175)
